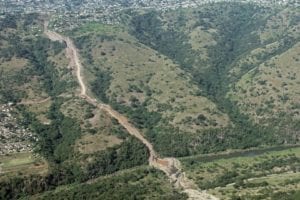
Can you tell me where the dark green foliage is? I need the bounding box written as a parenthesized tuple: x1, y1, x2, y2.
(130, 2, 266, 99)
(146, 127, 191, 157)
(38, 168, 187, 200)
(91, 70, 111, 103)
(0, 175, 50, 200)
(73, 35, 90, 49)
(23, 13, 40, 29)
(145, 122, 282, 157)
(7, 99, 150, 198)
(26, 37, 68, 96)
(21, 99, 81, 163)
(0, 69, 27, 103)
(130, 11, 194, 69)
(0, 14, 171, 200)
(87, 137, 149, 178)
(0, 14, 18, 29)
(232, 190, 300, 200)
(0, 163, 87, 200)
(111, 101, 162, 129)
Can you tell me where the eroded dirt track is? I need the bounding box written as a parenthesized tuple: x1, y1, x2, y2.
(44, 23, 218, 200)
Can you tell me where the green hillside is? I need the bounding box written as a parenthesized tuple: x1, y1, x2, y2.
(64, 2, 300, 158)
(0, 1, 299, 200)
(0, 13, 151, 200)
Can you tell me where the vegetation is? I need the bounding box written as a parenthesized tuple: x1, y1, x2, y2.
(91, 70, 112, 103)
(0, 14, 152, 199)
(73, 2, 300, 158)
(0, 153, 48, 181)
(0, 24, 68, 103)
(127, 2, 300, 156)
(181, 146, 300, 199)
(1, 3, 300, 199)
(34, 167, 187, 200)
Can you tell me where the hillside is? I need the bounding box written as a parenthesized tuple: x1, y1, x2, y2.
(0, 13, 160, 200)
(0, 1, 300, 200)
(64, 2, 300, 157)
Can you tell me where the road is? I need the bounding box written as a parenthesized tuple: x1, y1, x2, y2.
(44, 22, 218, 200)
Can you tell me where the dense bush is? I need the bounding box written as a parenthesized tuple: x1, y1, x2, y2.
(91, 70, 111, 103)
(38, 168, 188, 200)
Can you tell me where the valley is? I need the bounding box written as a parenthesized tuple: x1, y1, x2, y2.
(0, 1, 299, 199)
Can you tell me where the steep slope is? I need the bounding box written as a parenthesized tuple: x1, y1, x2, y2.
(46, 23, 218, 200)
(69, 22, 232, 156)
(127, 2, 300, 152)
(227, 6, 300, 139)
(82, 30, 229, 132)
(228, 42, 300, 123)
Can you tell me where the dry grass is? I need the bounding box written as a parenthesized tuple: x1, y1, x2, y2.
(260, 8, 300, 43)
(228, 42, 300, 122)
(60, 97, 93, 127)
(12, 73, 49, 103)
(188, 27, 217, 60)
(0, 152, 48, 180)
(60, 96, 124, 154)
(75, 134, 122, 154)
(0, 57, 28, 72)
(26, 98, 52, 124)
(84, 30, 229, 133)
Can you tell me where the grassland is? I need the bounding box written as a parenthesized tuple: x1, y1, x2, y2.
(227, 6, 300, 126)
(73, 22, 230, 133)
(73, 22, 122, 36)
(66, 3, 300, 158)
(75, 134, 122, 154)
(228, 41, 300, 123)
(181, 146, 300, 199)
(0, 152, 48, 180)
(0, 57, 28, 72)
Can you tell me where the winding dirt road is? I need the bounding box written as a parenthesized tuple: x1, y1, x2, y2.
(44, 23, 218, 200)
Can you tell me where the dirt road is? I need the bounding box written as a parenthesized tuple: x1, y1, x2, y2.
(44, 23, 218, 200)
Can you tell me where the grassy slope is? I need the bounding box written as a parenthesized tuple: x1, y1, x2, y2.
(125, 2, 299, 149)
(0, 153, 48, 181)
(93, 33, 229, 132)
(1, 3, 299, 199)
(181, 146, 300, 199)
(29, 167, 187, 200)
(227, 7, 300, 127)
(71, 23, 230, 134)
(228, 42, 300, 121)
